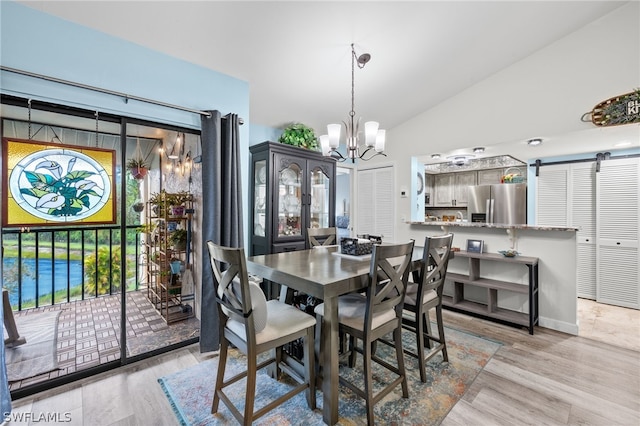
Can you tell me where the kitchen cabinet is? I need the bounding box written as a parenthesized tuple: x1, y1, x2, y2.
(249, 141, 336, 257)
(425, 174, 434, 207)
(144, 194, 195, 323)
(477, 169, 504, 185)
(433, 171, 476, 207)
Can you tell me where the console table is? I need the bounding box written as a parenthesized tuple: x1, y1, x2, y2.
(444, 251, 539, 334)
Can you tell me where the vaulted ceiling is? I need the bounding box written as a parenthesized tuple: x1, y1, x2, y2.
(18, 1, 638, 162)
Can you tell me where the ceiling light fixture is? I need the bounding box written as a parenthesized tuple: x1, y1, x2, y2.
(528, 138, 543, 146)
(431, 154, 441, 159)
(320, 43, 386, 163)
(473, 147, 485, 153)
(446, 154, 475, 166)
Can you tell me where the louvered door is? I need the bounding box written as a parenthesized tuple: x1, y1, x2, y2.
(356, 166, 395, 242)
(571, 163, 597, 299)
(596, 158, 640, 309)
(536, 165, 568, 226)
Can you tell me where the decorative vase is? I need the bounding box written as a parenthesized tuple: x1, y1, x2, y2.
(171, 205, 185, 216)
(130, 167, 148, 180)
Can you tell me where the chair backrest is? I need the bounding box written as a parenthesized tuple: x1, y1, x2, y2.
(206, 241, 257, 338)
(365, 240, 415, 324)
(307, 227, 337, 247)
(419, 233, 454, 298)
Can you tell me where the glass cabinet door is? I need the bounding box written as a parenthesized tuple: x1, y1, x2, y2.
(276, 160, 303, 238)
(253, 160, 267, 236)
(309, 166, 331, 229)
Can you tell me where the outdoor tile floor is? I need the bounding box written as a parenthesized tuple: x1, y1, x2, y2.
(8, 289, 200, 392)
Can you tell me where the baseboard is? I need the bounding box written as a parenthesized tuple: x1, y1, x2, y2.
(539, 316, 579, 335)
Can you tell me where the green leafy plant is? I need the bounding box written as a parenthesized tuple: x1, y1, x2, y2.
(278, 123, 319, 150)
(126, 158, 148, 170)
(84, 246, 122, 296)
(170, 229, 188, 250)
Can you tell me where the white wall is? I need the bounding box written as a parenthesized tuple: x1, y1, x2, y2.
(365, 2, 639, 246)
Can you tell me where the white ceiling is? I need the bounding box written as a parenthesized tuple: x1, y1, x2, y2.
(17, 1, 639, 163)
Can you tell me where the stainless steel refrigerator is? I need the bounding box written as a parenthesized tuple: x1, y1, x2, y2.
(467, 183, 527, 224)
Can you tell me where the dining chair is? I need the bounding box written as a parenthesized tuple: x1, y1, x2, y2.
(314, 240, 415, 425)
(307, 226, 337, 247)
(402, 233, 453, 382)
(206, 241, 316, 425)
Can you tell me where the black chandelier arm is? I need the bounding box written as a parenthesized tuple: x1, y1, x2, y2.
(328, 150, 347, 162)
(358, 147, 387, 161)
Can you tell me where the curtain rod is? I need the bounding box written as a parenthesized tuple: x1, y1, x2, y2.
(1, 65, 244, 124)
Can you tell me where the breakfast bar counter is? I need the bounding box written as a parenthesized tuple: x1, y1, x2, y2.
(406, 221, 579, 335)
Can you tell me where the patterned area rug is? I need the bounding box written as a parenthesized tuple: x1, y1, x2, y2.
(4, 311, 61, 381)
(159, 326, 501, 425)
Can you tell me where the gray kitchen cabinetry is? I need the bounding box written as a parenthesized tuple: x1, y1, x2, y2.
(477, 169, 504, 185)
(434, 171, 476, 207)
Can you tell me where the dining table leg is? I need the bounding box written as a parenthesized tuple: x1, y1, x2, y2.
(322, 295, 340, 425)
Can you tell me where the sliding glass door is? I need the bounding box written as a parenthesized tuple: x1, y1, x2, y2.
(1, 96, 200, 397)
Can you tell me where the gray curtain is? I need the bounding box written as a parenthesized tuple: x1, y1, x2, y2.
(200, 110, 244, 352)
(1, 294, 12, 415)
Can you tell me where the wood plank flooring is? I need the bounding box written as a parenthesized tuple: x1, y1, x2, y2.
(8, 301, 639, 425)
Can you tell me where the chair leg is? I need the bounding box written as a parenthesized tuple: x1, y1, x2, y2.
(348, 335, 357, 368)
(423, 309, 433, 349)
(314, 314, 322, 376)
(303, 326, 317, 409)
(363, 336, 375, 426)
(435, 305, 448, 362)
(394, 327, 409, 398)
(415, 309, 427, 383)
(244, 349, 258, 425)
(212, 338, 229, 414)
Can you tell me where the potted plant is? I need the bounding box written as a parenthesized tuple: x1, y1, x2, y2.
(126, 158, 149, 180)
(168, 191, 191, 216)
(132, 200, 145, 213)
(170, 229, 188, 251)
(278, 123, 319, 150)
(149, 190, 169, 216)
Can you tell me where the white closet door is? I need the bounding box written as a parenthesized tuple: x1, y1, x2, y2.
(571, 163, 597, 299)
(536, 165, 569, 226)
(596, 157, 640, 309)
(356, 166, 395, 242)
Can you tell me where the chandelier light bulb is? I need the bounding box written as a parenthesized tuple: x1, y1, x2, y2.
(364, 121, 379, 148)
(375, 129, 386, 152)
(327, 124, 341, 149)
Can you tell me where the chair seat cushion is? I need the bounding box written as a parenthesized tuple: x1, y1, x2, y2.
(315, 294, 396, 332)
(404, 283, 437, 307)
(227, 300, 316, 345)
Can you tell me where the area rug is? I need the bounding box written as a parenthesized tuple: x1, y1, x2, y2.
(3, 310, 61, 381)
(158, 326, 501, 425)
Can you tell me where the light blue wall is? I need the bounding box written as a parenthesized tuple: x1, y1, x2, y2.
(526, 147, 640, 223)
(249, 123, 281, 146)
(1, 1, 254, 243)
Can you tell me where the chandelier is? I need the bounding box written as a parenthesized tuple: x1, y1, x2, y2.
(320, 43, 386, 163)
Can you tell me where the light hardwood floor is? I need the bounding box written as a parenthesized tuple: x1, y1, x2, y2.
(7, 300, 639, 425)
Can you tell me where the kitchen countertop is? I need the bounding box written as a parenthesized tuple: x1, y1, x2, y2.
(408, 221, 579, 232)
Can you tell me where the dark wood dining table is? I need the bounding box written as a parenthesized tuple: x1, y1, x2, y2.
(246, 245, 423, 425)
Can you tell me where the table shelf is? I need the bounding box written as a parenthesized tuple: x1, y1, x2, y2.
(444, 251, 539, 334)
